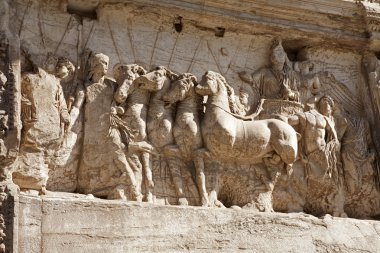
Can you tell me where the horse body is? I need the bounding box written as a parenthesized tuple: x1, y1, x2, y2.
(193, 71, 298, 207)
(163, 74, 203, 160)
(135, 67, 178, 150)
(202, 96, 297, 164)
(121, 86, 150, 141)
(113, 64, 159, 202)
(197, 71, 298, 165)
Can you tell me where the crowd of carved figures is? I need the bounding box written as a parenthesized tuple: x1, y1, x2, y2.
(0, 34, 379, 218)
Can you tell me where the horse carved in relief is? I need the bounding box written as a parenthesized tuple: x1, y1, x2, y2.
(195, 71, 299, 208)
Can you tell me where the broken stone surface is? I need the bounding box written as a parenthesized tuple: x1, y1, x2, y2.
(0, 0, 380, 252)
(17, 193, 380, 253)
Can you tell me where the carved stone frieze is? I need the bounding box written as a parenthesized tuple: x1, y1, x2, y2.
(0, 0, 378, 237)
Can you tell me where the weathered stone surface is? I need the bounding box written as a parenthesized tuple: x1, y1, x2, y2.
(0, 0, 379, 252)
(17, 193, 380, 253)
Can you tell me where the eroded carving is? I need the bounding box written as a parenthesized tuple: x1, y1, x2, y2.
(78, 53, 142, 201)
(1, 10, 378, 221)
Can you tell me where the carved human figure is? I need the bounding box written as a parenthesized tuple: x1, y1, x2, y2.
(20, 68, 69, 149)
(235, 89, 251, 116)
(13, 64, 71, 193)
(342, 117, 377, 195)
(293, 61, 321, 104)
(79, 53, 142, 201)
(162, 73, 203, 205)
(195, 70, 298, 209)
(55, 57, 84, 119)
(289, 96, 339, 179)
(239, 39, 300, 102)
(113, 63, 158, 202)
(44, 56, 85, 192)
(288, 95, 348, 217)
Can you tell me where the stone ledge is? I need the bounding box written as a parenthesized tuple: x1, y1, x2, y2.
(17, 193, 380, 253)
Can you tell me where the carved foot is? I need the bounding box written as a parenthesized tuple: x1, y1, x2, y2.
(201, 193, 209, 207)
(213, 200, 226, 208)
(107, 187, 127, 201)
(178, 197, 189, 206)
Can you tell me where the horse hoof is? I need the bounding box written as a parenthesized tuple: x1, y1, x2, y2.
(135, 193, 143, 202)
(201, 195, 209, 207)
(178, 197, 189, 206)
(214, 200, 226, 208)
(146, 192, 154, 203)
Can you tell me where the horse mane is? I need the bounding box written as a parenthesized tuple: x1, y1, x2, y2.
(153, 66, 179, 81)
(207, 71, 239, 113)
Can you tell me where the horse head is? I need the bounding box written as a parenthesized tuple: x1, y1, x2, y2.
(163, 73, 197, 105)
(113, 63, 146, 103)
(134, 66, 178, 92)
(196, 70, 239, 113)
(196, 70, 232, 96)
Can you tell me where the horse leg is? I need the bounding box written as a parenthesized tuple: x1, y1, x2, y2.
(115, 154, 143, 202)
(141, 151, 154, 203)
(127, 154, 143, 200)
(165, 145, 188, 206)
(193, 148, 210, 207)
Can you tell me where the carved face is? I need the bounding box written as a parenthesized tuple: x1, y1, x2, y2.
(270, 40, 287, 70)
(239, 91, 249, 106)
(55, 64, 69, 79)
(319, 97, 333, 116)
(196, 72, 218, 96)
(90, 54, 109, 76)
(55, 57, 75, 81)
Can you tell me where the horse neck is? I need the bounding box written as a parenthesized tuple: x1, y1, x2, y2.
(127, 84, 150, 105)
(177, 89, 201, 116)
(207, 88, 231, 112)
(151, 78, 171, 102)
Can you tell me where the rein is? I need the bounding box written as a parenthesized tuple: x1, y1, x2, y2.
(210, 102, 254, 121)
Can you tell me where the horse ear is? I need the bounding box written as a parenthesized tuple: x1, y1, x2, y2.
(136, 66, 146, 76)
(189, 74, 197, 83)
(113, 64, 123, 78)
(167, 69, 178, 80)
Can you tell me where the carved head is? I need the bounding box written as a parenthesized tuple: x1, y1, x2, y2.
(318, 95, 335, 116)
(113, 63, 146, 103)
(163, 73, 197, 104)
(113, 63, 146, 85)
(134, 66, 178, 91)
(88, 53, 109, 79)
(270, 38, 287, 70)
(239, 89, 249, 107)
(55, 57, 75, 81)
